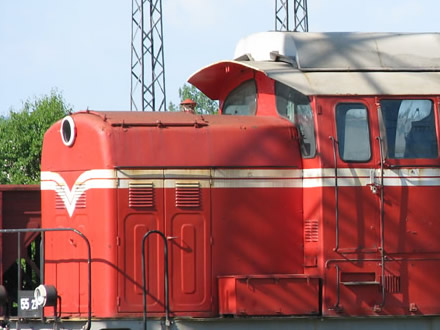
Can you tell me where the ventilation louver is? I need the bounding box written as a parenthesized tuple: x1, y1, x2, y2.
(175, 182, 201, 208)
(304, 219, 319, 242)
(129, 182, 154, 208)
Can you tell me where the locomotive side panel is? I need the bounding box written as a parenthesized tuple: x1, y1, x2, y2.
(42, 186, 119, 317)
(211, 178, 303, 276)
(165, 173, 212, 314)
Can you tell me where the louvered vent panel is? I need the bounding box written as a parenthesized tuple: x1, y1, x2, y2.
(55, 185, 86, 209)
(304, 219, 319, 242)
(383, 275, 401, 293)
(176, 182, 201, 208)
(129, 182, 154, 208)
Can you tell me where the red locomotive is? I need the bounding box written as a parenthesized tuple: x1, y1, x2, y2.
(12, 32, 440, 329)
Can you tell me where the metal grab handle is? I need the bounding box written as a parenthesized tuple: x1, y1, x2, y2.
(329, 136, 340, 252)
(142, 230, 170, 330)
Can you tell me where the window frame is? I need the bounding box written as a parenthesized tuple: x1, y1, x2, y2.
(335, 102, 373, 163)
(378, 98, 439, 162)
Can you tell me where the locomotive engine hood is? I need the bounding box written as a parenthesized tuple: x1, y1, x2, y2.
(41, 110, 301, 172)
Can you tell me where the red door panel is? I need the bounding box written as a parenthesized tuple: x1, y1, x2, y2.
(165, 177, 212, 315)
(117, 178, 165, 313)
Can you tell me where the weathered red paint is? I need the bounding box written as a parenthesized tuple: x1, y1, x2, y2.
(41, 109, 302, 318)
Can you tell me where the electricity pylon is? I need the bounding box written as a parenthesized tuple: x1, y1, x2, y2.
(275, 0, 309, 32)
(130, 0, 166, 111)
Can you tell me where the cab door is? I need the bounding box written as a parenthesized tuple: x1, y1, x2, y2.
(329, 99, 381, 253)
(323, 98, 384, 316)
(378, 98, 440, 314)
(117, 170, 165, 313)
(164, 169, 212, 315)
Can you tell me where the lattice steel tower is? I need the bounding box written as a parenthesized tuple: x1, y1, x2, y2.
(275, 0, 309, 32)
(130, 0, 166, 111)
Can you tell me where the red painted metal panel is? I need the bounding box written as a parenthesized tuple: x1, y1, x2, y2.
(211, 187, 304, 276)
(117, 213, 164, 313)
(180, 224, 196, 294)
(116, 178, 165, 314)
(43, 187, 118, 318)
(384, 185, 440, 253)
(166, 183, 212, 315)
(218, 275, 320, 316)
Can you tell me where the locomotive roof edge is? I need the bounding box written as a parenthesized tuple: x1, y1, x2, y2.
(189, 60, 440, 99)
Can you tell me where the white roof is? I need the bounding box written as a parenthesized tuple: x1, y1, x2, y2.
(234, 32, 440, 71)
(188, 32, 440, 97)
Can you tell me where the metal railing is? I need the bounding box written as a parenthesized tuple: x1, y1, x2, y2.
(0, 228, 92, 330)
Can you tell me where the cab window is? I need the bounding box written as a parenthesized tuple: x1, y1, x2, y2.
(275, 81, 316, 158)
(336, 103, 371, 162)
(222, 80, 257, 115)
(380, 99, 437, 159)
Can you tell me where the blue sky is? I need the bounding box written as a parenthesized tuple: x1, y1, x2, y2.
(0, 0, 439, 115)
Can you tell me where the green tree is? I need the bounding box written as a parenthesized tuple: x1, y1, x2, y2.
(168, 84, 219, 114)
(0, 91, 70, 184)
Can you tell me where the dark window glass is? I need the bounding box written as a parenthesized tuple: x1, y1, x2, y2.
(275, 81, 316, 158)
(336, 103, 371, 162)
(380, 99, 437, 159)
(222, 80, 257, 115)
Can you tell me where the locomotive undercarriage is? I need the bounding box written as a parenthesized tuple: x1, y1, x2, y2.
(4, 315, 440, 330)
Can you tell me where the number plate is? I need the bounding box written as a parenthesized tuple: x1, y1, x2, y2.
(18, 290, 42, 318)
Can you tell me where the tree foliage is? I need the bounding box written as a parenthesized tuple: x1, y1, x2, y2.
(0, 91, 70, 184)
(168, 84, 219, 114)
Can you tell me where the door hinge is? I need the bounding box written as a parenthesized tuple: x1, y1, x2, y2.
(116, 236, 121, 246)
(116, 296, 121, 306)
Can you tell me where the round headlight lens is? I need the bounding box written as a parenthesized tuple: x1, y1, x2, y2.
(60, 116, 76, 147)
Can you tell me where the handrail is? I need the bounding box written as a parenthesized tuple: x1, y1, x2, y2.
(142, 230, 170, 330)
(0, 228, 92, 330)
(329, 136, 340, 252)
(376, 136, 386, 310)
(326, 255, 440, 268)
(333, 265, 341, 311)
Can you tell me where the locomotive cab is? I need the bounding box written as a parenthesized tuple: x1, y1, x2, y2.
(189, 31, 440, 316)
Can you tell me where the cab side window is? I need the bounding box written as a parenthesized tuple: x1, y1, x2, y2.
(336, 103, 371, 162)
(380, 99, 437, 159)
(275, 81, 316, 158)
(222, 80, 257, 115)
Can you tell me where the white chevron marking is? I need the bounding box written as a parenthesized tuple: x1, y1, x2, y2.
(41, 170, 117, 217)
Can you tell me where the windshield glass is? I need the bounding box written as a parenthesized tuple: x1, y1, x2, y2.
(380, 99, 437, 159)
(222, 80, 257, 115)
(275, 81, 316, 158)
